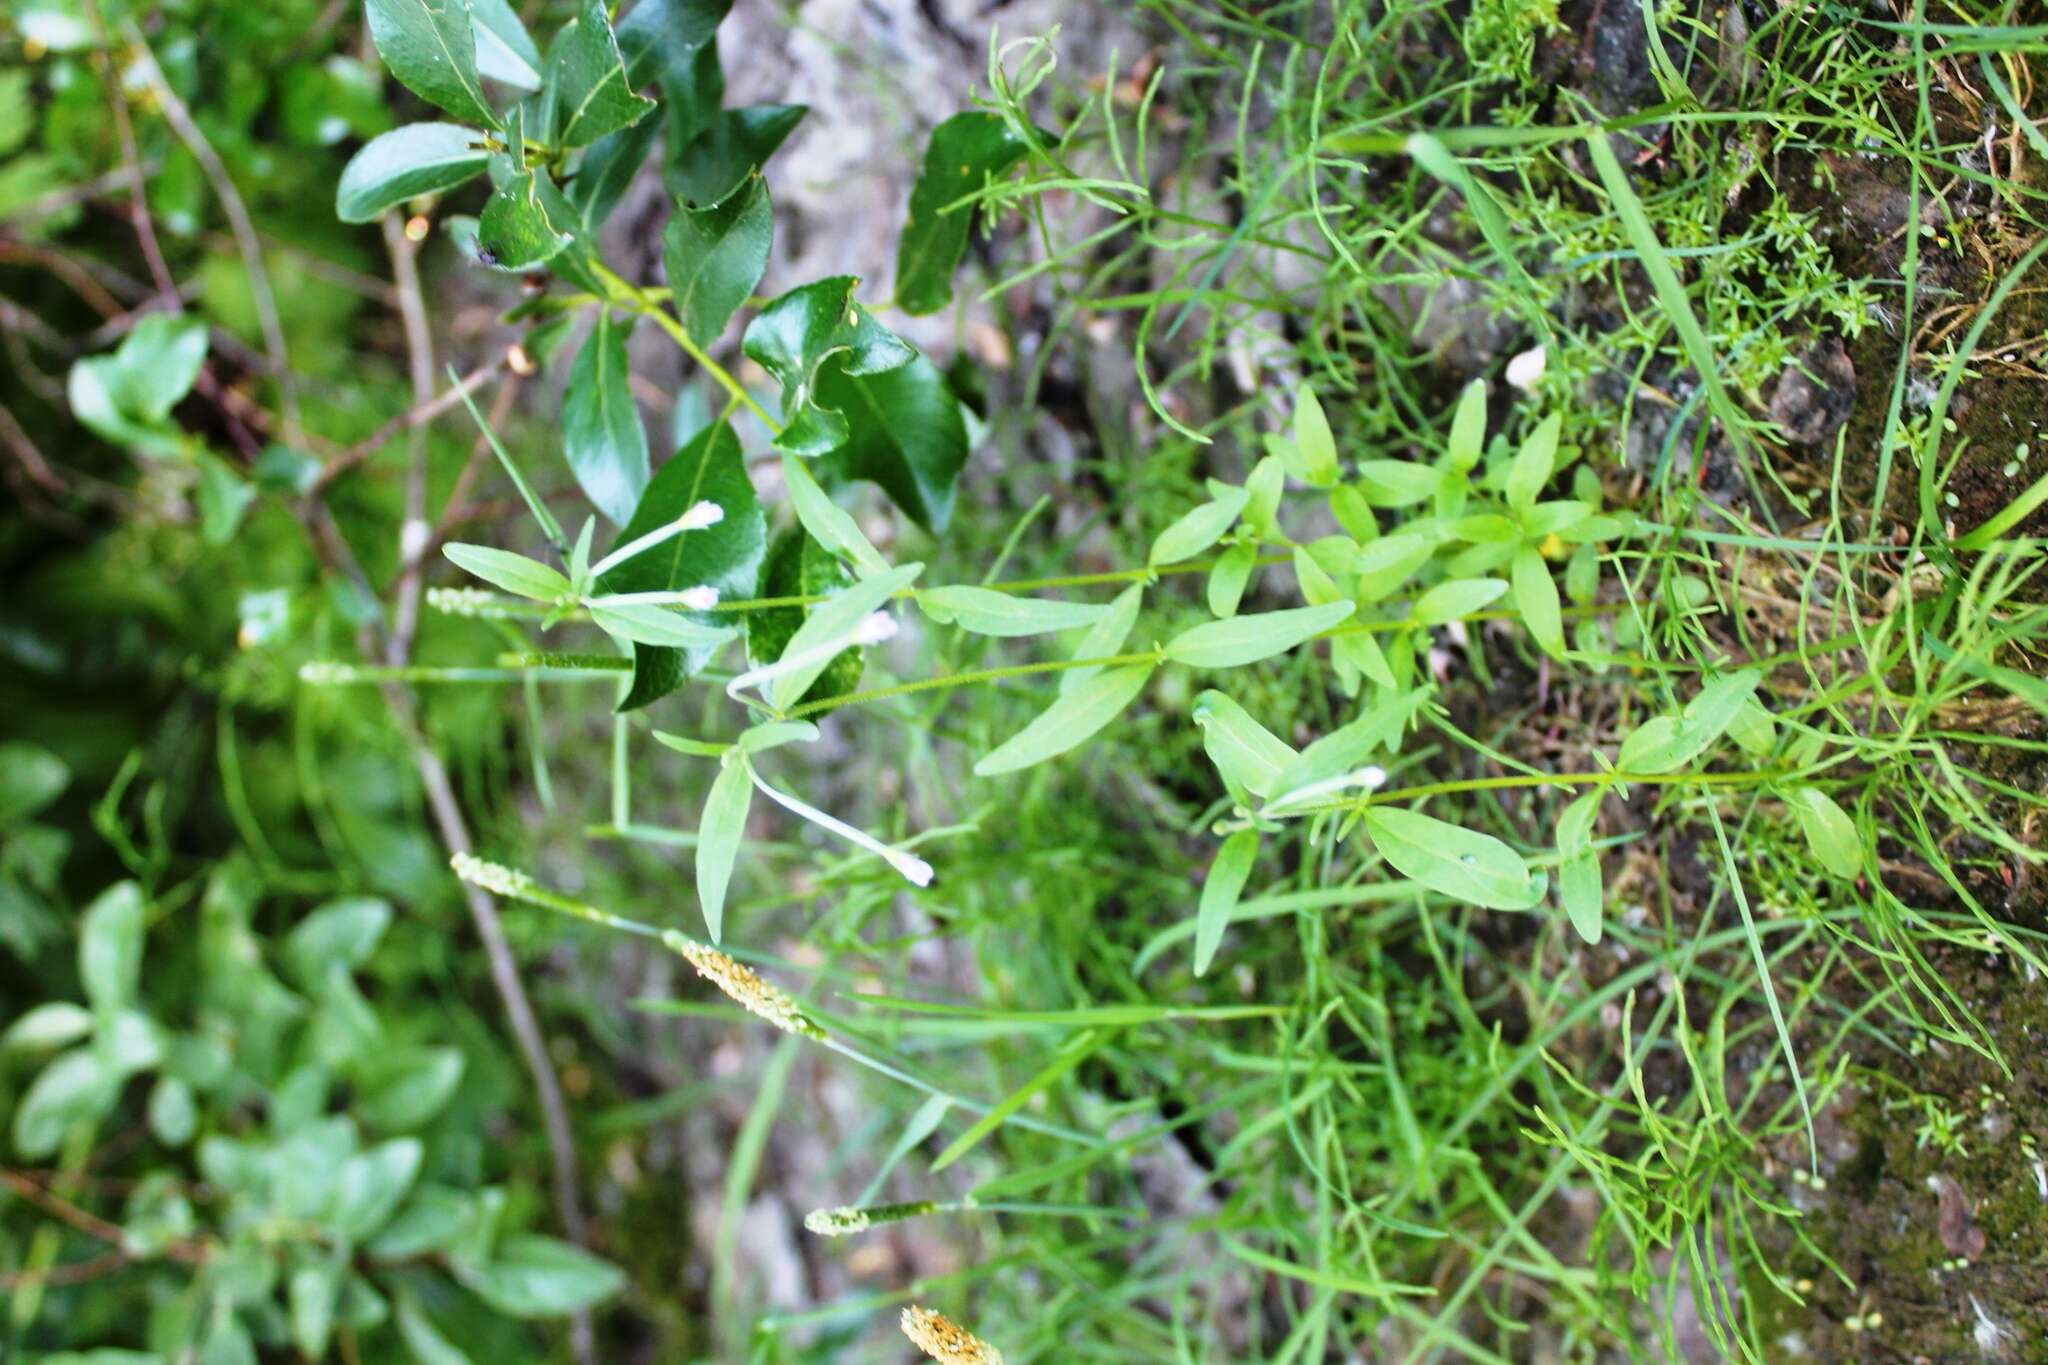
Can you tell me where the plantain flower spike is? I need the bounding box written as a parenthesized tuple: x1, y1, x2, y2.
(901, 1306, 1004, 1365)
(450, 852, 537, 900)
(659, 929, 825, 1040)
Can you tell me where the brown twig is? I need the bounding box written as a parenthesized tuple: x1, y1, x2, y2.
(0, 400, 66, 493)
(81, 0, 175, 306)
(123, 22, 302, 447)
(357, 219, 593, 1365)
(0, 1170, 204, 1265)
(311, 356, 508, 495)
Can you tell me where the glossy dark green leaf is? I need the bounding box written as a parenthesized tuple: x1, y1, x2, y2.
(663, 176, 771, 346)
(813, 356, 968, 531)
(668, 103, 805, 208)
(470, 0, 540, 88)
(895, 111, 1029, 315)
(569, 113, 661, 230)
(600, 421, 766, 710)
(477, 167, 572, 268)
(742, 277, 914, 454)
(563, 312, 650, 524)
(364, 0, 498, 128)
(335, 122, 488, 222)
(545, 0, 656, 147)
(617, 0, 730, 88)
(746, 528, 866, 712)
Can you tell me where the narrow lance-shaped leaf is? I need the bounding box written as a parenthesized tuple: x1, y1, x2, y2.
(1445, 379, 1487, 473)
(443, 544, 572, 601)
(1288, 385, 1339, 487)
(1207, 542, 1257, 618)
(1511, 545, 1564, 656)
(1193, 691, 1299, 801)
(1150, 485, 1249, 568)
(562, 312, 650, 525)
(768, 562, 923, 713)
(1165, 601, 1353, 670)
(663, 177, 771, 347)
(1364, 806, 1544, 911)
(336, 123, 488, 222)
(365, 0, 499, 129)
(917, 587, 1106, 637)
(780, 451, 888, 579)
(1506, 413, 1561, 511)
(1061, 583, 1144, 695)
(1555, 790, 1603, 944)
(1194, 831, 1258, 976)
(895, 111, 1030, 315)
(696, 760, 751, 941)
(1412, 577, 1507, 626)
(974, 664, 1155, 777)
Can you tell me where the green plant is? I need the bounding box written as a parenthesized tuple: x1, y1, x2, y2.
(5, 868, 617, 1361)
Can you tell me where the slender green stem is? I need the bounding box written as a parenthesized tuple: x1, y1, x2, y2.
(592, 262, 782, 433)
(785, 649, 1167, 718)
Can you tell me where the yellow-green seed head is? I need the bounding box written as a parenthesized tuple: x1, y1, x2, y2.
(901, 1306, 1003, 1365)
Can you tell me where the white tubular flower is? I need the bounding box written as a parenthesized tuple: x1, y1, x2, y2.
(1263, 766, 1391, 816)
(678, 585, 721, 611)
(724, 612, 896, 701)
(658, 929, 824, 1039)
(901, 1307, 1004, 1365)
(588, 501, 727, 579)
(677, 499, 725, 531)
(749, 775, 934, 888)
(1505, 345, 1547, 393)
(450, 852, 537, 900)
(851, 610, 899, 646)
